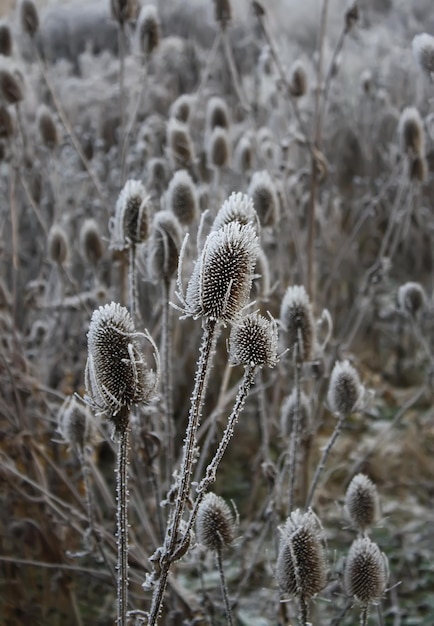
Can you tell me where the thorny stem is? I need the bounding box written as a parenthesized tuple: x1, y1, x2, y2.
(128, 244, 138, 323)
(288, 345, 302, 514)
(161, 278, 174, 481)
(118, 22, 126, 179)
(305, 413, 345, 509)
(360, 604, 369, 626)
(121, 60, 148, 184)
(299, 594, 309, 626)
(116, 420, 130, 626)
(216, 545, 234, 626)
(257, 368, 270, 467)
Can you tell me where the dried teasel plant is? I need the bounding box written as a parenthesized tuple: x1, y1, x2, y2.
(37, 104, 58, 150)
(397, 281, 427, 318)
(207, 126, 230, 170)
(19, 0, 39, 38)
(166, 169, 198, 226)
(206, 96, 230, 132)
(0, 21, 12, 57)
(288, 60, 308, 98)
(345, 474, 380, 533)
(47, 224, 70, 266)
(412, 33, 434, 78)
(212, 191, 259, 232)
(166, 117, 195, 170)
(110, 179, 150, 251)
(398, 107, 425, 158)
(80, 219, 105, 267)
(247, 170, 279, 227)
(280, 285, 315, 362)
(136, 4, 160, 58)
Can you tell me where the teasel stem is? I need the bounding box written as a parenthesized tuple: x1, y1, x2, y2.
(118, 21, 126, 178)
(128, 244, 138, 323)
(76, 447, 96, 546)
(116, 412, 130, 626)
(299, 595, 309, 626)
(305, 413, 345, 509)
(360, 605, 369, 626)
(121, 61, 148, 184)
(216, 544, 234, 626)
(161, 276, 175, 481)
(257, 368, 270, 467)
(220, 27, 250, 114)
(288, 343, 302, 514)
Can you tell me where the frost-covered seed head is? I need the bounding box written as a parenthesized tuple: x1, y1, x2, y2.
(276, 509, 328, 599)
(288, 60, 307, 98)
(196, 492, 235, 551)
(85, 302, 155, 427)
(20, 0, 39, 37)
(206, 96, 230, 131)
(398, 107, 425, 157)
(344, 537, 388, 604)
(0, 61, 23, 105)
(327, 360, 362, 416)
(234, 135, 253, 173)
(167, 118, 194, 169)
(137, 5, 160, 57)
(48, 224, 69, 265)
(80, 219, 104, 266)
(345, 474, 380, 531)
(37, 105, 58, 150)
(280, 285, 315, 361)
(111, 0, 136, 24)
(147, 210, 183, 281)
(0, 21, 12, 56)
(248, 170, 279, 227)
(280, 390, 311, 439)
(110, 180, 149, 250)
(185, 221, 259, 322)
(170, 94, 194, 124)
(57, 395, 91, 453)
(412, 33, 434, 76)
(212, 191, 259, 232)
(207, 126, 230, 168)
(166, 169, 198, 226)
(0, 105, 14, 138)
(229, 313, 278, 368)
(213, 0, 231, 27)
(397, 281, 426, 316)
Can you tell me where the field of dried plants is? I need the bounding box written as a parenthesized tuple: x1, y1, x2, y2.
(1, 0, 434, 625)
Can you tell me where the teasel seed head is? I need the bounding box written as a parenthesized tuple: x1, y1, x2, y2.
(412, 33, 434, 77)
(80, 218, 104, 266)
(137, 4, 160, 57)
(327, 360, 363, 416)
(280, 389, 311, 439)
(0, 21, 12, 57)
(280, 285, 315, 361)
(344, 537, 388, 605)
(111, 0, 136, 25)
(276, 509, 328, 599)
(147, 210, 183, 281)
(206, 96, 230, 131)
(37, 105, 58, 150)
(229, 312, 278, 368)
(166, 169, 198, 226)
(345, 474, 380, 532)
(166, 117, 194, 169)
(85, 302, 156, 430)
(0, 105, 14, 138)
(397, 281, 427, 317)
(20, 0, 39, 37)
(213, 0, 231, 28)
(288, 60, 308, 98)
(48, 224, 69, 265)
(398, 107, 425, 157)
(57, 395, 92, 454)
(212, 191, 259, 232)
(110, 180, 149, 250)
(409, 154, 427, 183)
(234, 134, 253, 173)
(207, 126, 230, 169)
(185, 221, 259, 322)
(0, 60, 24, 105)
(344, 1, 358, 33)
(170, 94, 194, 124)
(248, 170, 279, 227)
(196, 492, 235, 551)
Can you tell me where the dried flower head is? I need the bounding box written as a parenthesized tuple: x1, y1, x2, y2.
(196, 492, 235, 551)
(166, 118, 194, 169)
(37, 105, 58, 150)
(398, 107, 425, 157)
(147, 210, 183, 281)
(327, 360, 362, 416)
(206, 96, 230, 131)
(229, 312, 278, 368)
(0, 21, 12, 57)
(20, 0, 39, 37)
(170, 94, 194, 124)
(48, 224, 69, 265)
(280, 390, 311, 439)
(57, 395, 92, 453)
(147, 157, 168, 193)
(212, 191, 259, 232)
(280, 285, 315, 361)
(397, 281, 427, 316)
(80, 219, 104, 266)
(111, 0, 136, 24)
(288, 60, 308, 98)
(110, 180, 150, 250)
(344, 537, 388, 604)
(137, 4, 160, 57)
(0, 105, 14, 138)
(166, 169, 198, 226)
(276, 509, 328, 599)
(85, 302, 156, 429)
(248, 170, 279, 227)
(213, 0, 231, 28)
(207, 126, 230, 169)
(412, 33, 434, 77)
(184, 221, 259, 322)
(345, 474, 380, 532)
(0, 60, 24, 105)
(234, 134, 253, 173)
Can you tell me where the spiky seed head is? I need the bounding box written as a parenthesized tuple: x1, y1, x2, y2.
(345, 474, 380, 532)
(80, 219, 104, 266)
(137, 5, 160, 57)
(344, 537, 388, 604)
(398, 107, 425, 157)
(206, 96, 230, 131)
(0, 105, 14, 138)
(280, 285, 315, 361)
(229, 312, 278, 368)
(0, 61, 24, 105)
(20, 0, 39, 37)
(409, 155, 427, 183)
(48, 224, 69, 265)
(288, 60, 307, 98)
(397, 281, 427, 316)
(276, 509, 328, 599)
(248, 170, 279, 227)
(213, 0, 231, 27)
(234, 135, 253, 173)
(196, 492, 235, 551)
(85, 302, 156, 429)
(166, 169, 198, 226)
(327, 360, 362, 416)
(207, 126, 230, 169)
(147, 210, 183, 281)
(170, 94, 194, 124)
(212, 191, 259, 232)
(280, 390, 311, 439)
(412, 33, 434, 76)
(110, 180, 149, 250)
(147, 157, 168, 192)
(185, 221, 259, 322)
(0, 21, 12, 57)
(111, 0, 136, 24)
(166, 118, 194, 169)
(57, 395, 92, 453)
(37, 105, 58, 150)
